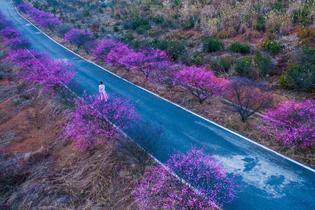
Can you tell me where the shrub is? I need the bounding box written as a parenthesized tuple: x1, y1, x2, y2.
(297, 27, 315, 46)
(260, 100, 315, 148)
(262, 39, 282, 55)
(151, 15, 165, 24)
(234, 57, 253, 77)
(211, 57, 233, 73)
(123, 16, 151, 31)
(272, 1, 285, 12)
(256, 16, 266, 32)
(203, 37, 224, 53)
(280, 47, 315, 92)
(182, 16, 197, 29)
(151, 39, 186, 60)
(255, 52, 272, 77)
(190, 52, 204, 65)
(291, 7, 311, 26)
(229, 42, 250, 54)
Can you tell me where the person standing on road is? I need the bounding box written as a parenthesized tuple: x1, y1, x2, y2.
(99, 81, 108, 101)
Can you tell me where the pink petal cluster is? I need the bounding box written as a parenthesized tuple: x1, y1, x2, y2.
(133, 149, 239, 209)
(175, 66, 229, 103)
(65, 95, 137, 151)
(261, 99, 315, 148)
(18, 3, 62, 28)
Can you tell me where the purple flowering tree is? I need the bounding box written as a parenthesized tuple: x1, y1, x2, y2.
(65, 95, 137, 151)
(64, 28, 93, 49)
(260, 99, 315, 148)
(175, 66, 229, 103)
(4, 38, 30, 50)
(148, 61, 181, 87)
(119, 49, 169, 81)
(18, 3, 61, 29)
(5, 49, 44, 67)
(105, 43, 133, 66)
(133, 149, 239, 209)
(21, 58, 75, 91)
(91, 38, 123, 61)
(224, 77, 273, 122)
(0, 27, 20, 39)
(5, 49, 75, 91)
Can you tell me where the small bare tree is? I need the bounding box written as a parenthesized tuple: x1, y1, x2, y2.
(224, 77, 273, 122)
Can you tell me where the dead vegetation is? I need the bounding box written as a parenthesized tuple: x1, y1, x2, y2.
(0, 57, 151, 209)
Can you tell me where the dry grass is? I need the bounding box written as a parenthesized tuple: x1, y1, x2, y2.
(0, 60, 151, 209)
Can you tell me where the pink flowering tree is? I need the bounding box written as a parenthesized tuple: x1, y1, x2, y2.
(175, 66, 229, 103)
(260, 99, 315, 148)
(65, 95, 137, 151)
(119, 49, 169, 81)
(133, 149, 239, 209)
(21, 58, 76, 91)
(224, 77, 273, 122)
(105, 43, 133, 65)
(5, 49, 75, 91)
(64, 28, 93, 49)
(0, 27, 20, 39)
(3, 38, 30, 50)
(18, 3, 61, 29)
(5, 49, 44, 67)
(148, 61, 181, 87)
(91, 38, 123, 61)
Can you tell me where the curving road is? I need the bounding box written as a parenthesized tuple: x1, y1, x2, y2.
(1, 1, 315, 209)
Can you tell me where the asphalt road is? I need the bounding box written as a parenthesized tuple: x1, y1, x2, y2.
(1, 1, 314, 209)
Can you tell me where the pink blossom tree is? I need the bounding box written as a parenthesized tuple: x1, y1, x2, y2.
(65, 95, 137, 151)
(64, 28, 92, 49)
(260, 99, 315, 148)
(5, 49, 44, 67)
(105, 43, 133, 66)
(5, 49, 75, 91)
(119, 49, 169, 81)
(147, 61, 181, 87)
(91, 38, 123, 61)
(175, 66, 229, 103)
(3, 37, 30, 50)
(18, 3, 61, 29)
(21, 58, 76, 91)
(224, 77, 273, 122)
(0, 27, 20, 39)
(133, 149, 239, 209)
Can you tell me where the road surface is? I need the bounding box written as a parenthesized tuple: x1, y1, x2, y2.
(1, 1, 314, 209)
